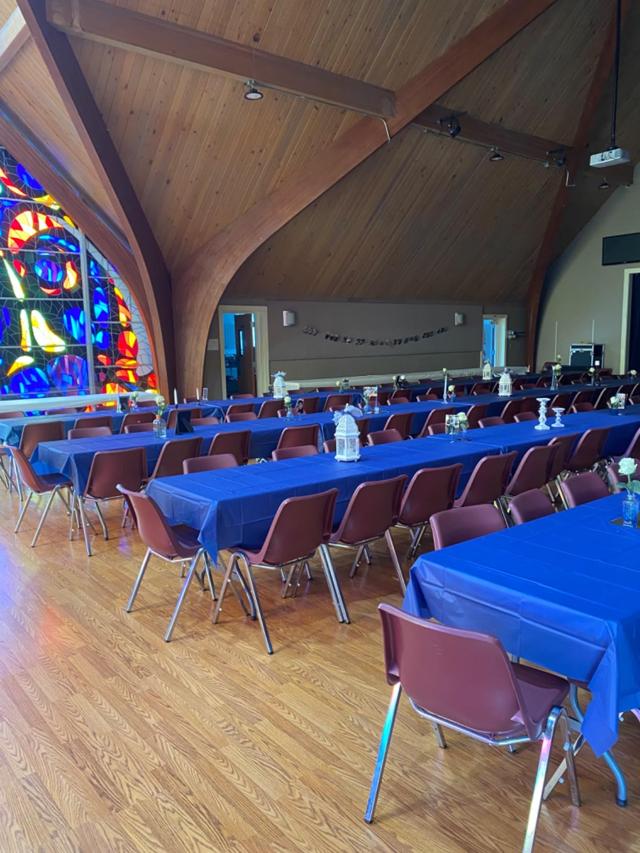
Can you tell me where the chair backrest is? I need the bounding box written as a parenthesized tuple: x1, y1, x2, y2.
(301, 397, 319, 414)
(456, 452, 517, 507)
(272, 445, 319, 461)
(427, 423, 446, 435)
(135, 400, 157, 408)
(256, 489, 338, 565)
(478, 416, 505, 429)
(509, 489, 555, 524)
(518, 397, 540, 414)
(68, 426, 113, 439)
(466, 404, 488, 429)
(230, 394, 255, 399)
(0, 410, 24, 419)
(569, 402, 594, 413)
(116, 485, 198, 559)
(431, 503, 506, 549)
(8, 446, 51, 492)
(367, 428, 403, 446)
(470, 383, 491, 395)
(420, 407, 455, 435)
(183, 453, 238, 473)
(513, 411, 537, 422)
(226, 411, 258, 422)
(276, 424, 320, 451)
(390, 390, 410, 401)
(388, 396, 410, 405)
(258, 399, 283, 419)
(323, 438, 336, 453)
(85, 447, 147, 498)
(323, 394, 351, 411)
(500, 399, 522, 423)
(333, 475, 406, 544)
(125, 422, 155, 433)
(120, 411, 155, 432)
(566, 427, 609, 471)
(560, 472, 610, 507)
(398, 464, 462, 527)
(226, 403, 255, 417)
(572, 390, 595, 406)
(506, 445, 556, 496)
(547, 433, 578, 480)
(383, 412, 413, 439)
(549, 393, 573, 410)
(417, 393, 438, 402)
(378, 603, 538, 739)
(623, 427, 640, 459)
(209, 430, 251, 465)
(594, 388, 611, 410)
(151, 437, 203, 479)
(74, 415, 113, 430)
(20, 420, 65, 459)
(191, 416, 220, 426)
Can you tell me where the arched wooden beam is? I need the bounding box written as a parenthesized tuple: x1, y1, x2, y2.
(17, 0, 175, 393)
(173, 0, 559, 393)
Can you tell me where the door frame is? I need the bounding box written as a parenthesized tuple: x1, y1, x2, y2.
(218, 305, 269, 398)
(620, 268, 640, 374)
(482, 314, 508, 367)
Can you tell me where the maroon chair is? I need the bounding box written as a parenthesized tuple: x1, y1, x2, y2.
(275, 424, 320, 452)
(549, 393, 573, 410)
(182, 396, 200, 403)
(569, 402, 594, 413)
(74, 415, 113, 431)
(365, 604, 580, 851)
(272, 445, 319, 461)
(20, 420, 64, 459)
(383, 412, 413, 439)
(183, 453, 238, 473)
(396, 464, 462, 555)
(500, 399, 523, 423)
(454, 452, 517, 508)
(367, 429, 403, 446)
(0, 410, 24, 418)
(563, 428, 609, 474)
(68, 426, 113, 439)
(417, 407, 455, 438)
(9, 447, 73, 547)
(619, 427, 640, 459)
(519, 397, 540, 414)
(135, 400, 157, 408)
(560, 472, 609, 508)
(594, 388, 610, 410)
(390, 390, 410, 402)
(466, 404, 488, 429)
(427, 423, 446, 435)
(120, 411, 155, 433)
(513, 412, 537, 423)
(191, 416, 220, 426)
(213, 489, 345, 653)
(323, 438, 336, 453)
(230, 393, 254, 399)
(300, 397, 319, 414)
(572, 390, 595, 406)
(117, 485, 216, 642)
(209, 431, 251, 465)
(478, 416, 505, 429)
(431, 504, 506, 549)
(226, 403, 255, 417)
(74, 447, 147, 556)
(377, 391, 391, 405)
(125, 422, 155, 433)
(417, 393, 438, 402)
(388, 396, 409, 405)
(258, 399, 283, 418)
(324, 394, 351, 411)
(330, 475, 407, 592)
(504, 445, 556, 498)
(469, 382, 491, 395)
(149, 437, 203, 480)
(356, 418, 371, 447)
(226, 411, 258, 422)
(509, 489, 556, 524)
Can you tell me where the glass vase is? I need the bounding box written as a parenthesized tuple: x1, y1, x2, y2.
(622, 494, 639, 528)
(153, 416, 167, 439)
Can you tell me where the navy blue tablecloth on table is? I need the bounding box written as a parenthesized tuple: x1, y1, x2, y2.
(404, 493, 640, 757)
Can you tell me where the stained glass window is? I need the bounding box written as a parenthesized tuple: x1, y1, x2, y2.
(0, 147, 157, 397)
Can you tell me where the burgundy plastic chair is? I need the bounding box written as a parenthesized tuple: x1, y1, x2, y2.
(324, 394, 351, 412)
(500, 399, 523, 423)
(427, 423, 446, 435)
(74, 415, 113, 431)
(431, 504, 506, 548)
(355, 418, 371, 446)
(396, 464, 462, 555)
(519, 397, 540, 414)
(417, 393, 438, 402)
(469, 382, 491, 395)
(135, 400, 157, 408)
(213, 489, 346, 653)
(504, 445, 556, 498)
(367, 429, 403, 446)
(572, 390, 595, 406)
(509, 489, 556, 524)
(549, 393, 573, 410)
(0, 410, 24, 418)
(514, 412, 537, 422)
(9, 447, 73, 547)
(120, 411, 155, 433)
(226, 411, 258, 422)
(272, 445, 319, 461)
(74, 447, 147, 556)
(20, 420, 64, 459)
(191, 416, 220, 426)
(323, 438, 336, 453)
(209, 430, 251, 465)
(300, 397, 319, 414)
(330, 475, 407, 592)
(183, 453, 238, 473)
(548, 434, 578, 483)
(620, 427, 640, 459)
(390, 390, 410, 402)
(560, 472, 609, 508)
(258, 399, 283, 418)
(478, 416, 505, 429)
(594, 388, 611, 410)
(125, 422, 155, 433)
(68, 426, 113, 439)
(465, 404, 488, 429)
(365, 603, 580, 852)
(230, 394, 255, 399)
(226, 403, 255, 417)
(149, 437, 203, 480)
(378, 391, 391, 405)
(383, 412, 413, 439)
(275, 424, 320, 452)
(388, 396, 410, 405)
(563, 428, 609, 474)
(569, 402, 594, 413)
(454, 452, 517, 508)
(117, 485, 216, 642)
(417, 407, 455, 438)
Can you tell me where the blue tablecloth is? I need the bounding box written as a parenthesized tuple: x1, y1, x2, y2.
(404, 493, 640, 756)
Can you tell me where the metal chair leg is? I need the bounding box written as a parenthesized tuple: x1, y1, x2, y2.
(77, 496, 93, 556)
(319, 544, 350, 624)
(202, 551, 217, 600)
(14, 490, 32, 533)
(522, 707, 563, 853)
(304, 561, 313, 580)
(125, 548, 152, 611)
(164, 551, 202, 642)
(243, 559, 273, 654)
(384, 530, 407, 594)
(31, 486, 59, 547)
(364, 683, 402, 823)
(432, 722, 447, 749)
(94, 500, 109, 540)
(349, 545, 364, 578)
(212, 554, 237, 624)
(282, 561, 300, 597)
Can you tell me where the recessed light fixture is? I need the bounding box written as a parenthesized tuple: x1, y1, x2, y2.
(599, 178, 610, 190)
(244, 80, 263, 100)
(489, 147, 504, 162)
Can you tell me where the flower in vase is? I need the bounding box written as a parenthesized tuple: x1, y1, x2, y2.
(448, 384, 455, 393)
(619, 457, 637, 477)
(631, 370, 638, 378)
(283, 394, 292, 407)
(155, 393, 167, 415)
(589, 367, 595, 374)
(608, 396, 620, 409)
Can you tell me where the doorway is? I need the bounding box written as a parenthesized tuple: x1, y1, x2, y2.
(482, 314, 507, 367)
(622, 270, 640, 373)
(218, 306, 269, 397)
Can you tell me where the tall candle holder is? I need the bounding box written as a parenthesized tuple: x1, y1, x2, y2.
(551, 407, 565, 428)
(534, 397, 551, 431)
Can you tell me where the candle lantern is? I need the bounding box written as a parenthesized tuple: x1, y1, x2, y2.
(334, 406, 361, 462)
(272, 371, 287, 398)
(482, 361, 492, 381)
(498, 369, 512, 397)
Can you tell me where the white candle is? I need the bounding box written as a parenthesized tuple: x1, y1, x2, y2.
(196, 387, 200, 400)
(173, 388, 178, 405)
(554, 321, 558, 360)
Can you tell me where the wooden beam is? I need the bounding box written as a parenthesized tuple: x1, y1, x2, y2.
(46, 0, 396, 119)
(0, 99, 145, 312)
(0, 8, 29, 74)
(526, 0, 630, 367)
(172, 0, 559, 392)
(18, 0, 175, 393)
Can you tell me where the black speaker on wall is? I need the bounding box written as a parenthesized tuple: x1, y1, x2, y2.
(602, 232, 640, 266)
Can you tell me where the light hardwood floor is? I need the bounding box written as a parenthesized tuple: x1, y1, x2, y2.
(0, 485, 638, 852)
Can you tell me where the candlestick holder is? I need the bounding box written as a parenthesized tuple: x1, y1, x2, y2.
(534, 397, 551, 431)
(551, 407, 565, 428)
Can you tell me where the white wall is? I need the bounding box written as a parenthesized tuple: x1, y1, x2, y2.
(537, 164, 640, 372)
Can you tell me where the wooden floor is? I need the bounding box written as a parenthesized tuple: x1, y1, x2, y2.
(0, 486, 639, 853)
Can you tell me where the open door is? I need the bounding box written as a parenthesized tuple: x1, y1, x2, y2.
(219, 306, 269, 397)
(234, 313, 257, 395)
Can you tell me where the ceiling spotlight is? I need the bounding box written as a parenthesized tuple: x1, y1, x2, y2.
(439, 116, 461, 138)
(599, 178, 610, 190)
(489, 147, 504, 162)
(244, 80, 263, 100)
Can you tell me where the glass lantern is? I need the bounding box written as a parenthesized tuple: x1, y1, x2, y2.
(335, 410, 361, 462)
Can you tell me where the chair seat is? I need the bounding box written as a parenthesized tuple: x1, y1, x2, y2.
(38, 472, 73, 492)
(170, 523, 202, 555)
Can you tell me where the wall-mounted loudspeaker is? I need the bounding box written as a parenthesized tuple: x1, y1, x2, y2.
(282, 310, 296, 327)
(454, 312, 465, 327)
